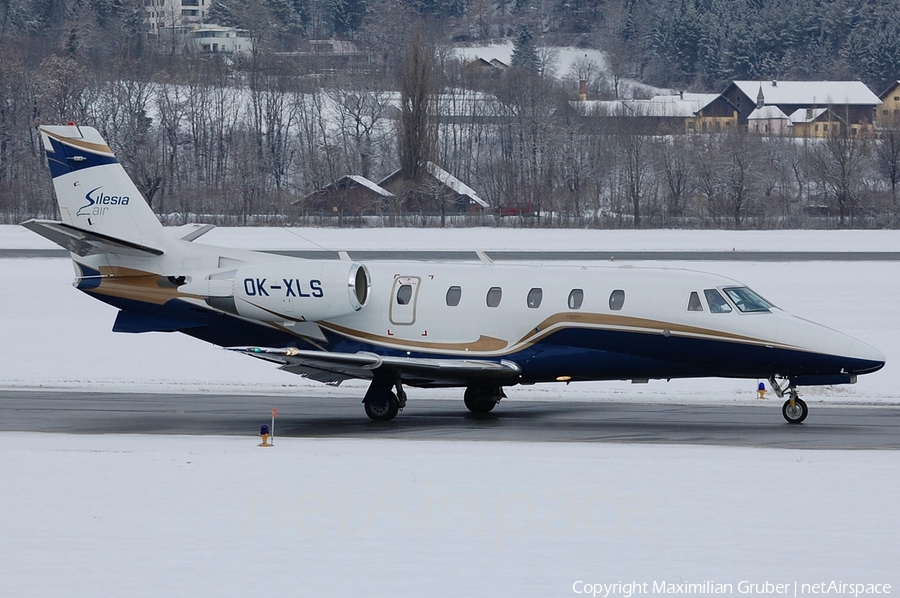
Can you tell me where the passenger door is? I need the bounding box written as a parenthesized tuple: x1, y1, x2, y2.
(389, 276, 421, 325)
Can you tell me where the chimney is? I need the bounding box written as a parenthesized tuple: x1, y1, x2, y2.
(579, 79, 587, 101)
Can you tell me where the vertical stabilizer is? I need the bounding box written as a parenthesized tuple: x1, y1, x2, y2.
(40, 125, 162, 242)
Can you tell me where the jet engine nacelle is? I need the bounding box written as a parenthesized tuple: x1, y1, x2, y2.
(232, 261, 370, 323)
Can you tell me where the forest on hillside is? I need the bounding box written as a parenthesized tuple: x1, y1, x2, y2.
(1, 0, 900, 229)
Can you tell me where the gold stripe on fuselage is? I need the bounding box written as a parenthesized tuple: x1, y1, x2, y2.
(321, 312, 794, 356)
(84, 266, 178, 305)
(320, 322, 510, 353)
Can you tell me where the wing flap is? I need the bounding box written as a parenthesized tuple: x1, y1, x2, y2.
(228, 347, 521, 387)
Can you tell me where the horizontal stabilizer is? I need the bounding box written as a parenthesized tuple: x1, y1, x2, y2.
(21, 219, 163, 258)
(228, 346, 521, 387)
(167, 223, 216, 242)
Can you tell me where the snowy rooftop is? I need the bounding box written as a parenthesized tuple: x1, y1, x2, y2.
(732, 80, 881, 106)
(343, 175, 394, 197)
(573, 99, 696, 117)
(650, 93, 721, 112)
(423, 162, 489, 208)
(789, 107, 829, 123)
(748, 105, 790, 120)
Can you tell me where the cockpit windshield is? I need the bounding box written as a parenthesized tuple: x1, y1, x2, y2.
(722, 287, 774, 313)
(704, 289, 732, 313)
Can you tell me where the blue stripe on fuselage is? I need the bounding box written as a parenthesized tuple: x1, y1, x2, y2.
(79, 292, 881, 384)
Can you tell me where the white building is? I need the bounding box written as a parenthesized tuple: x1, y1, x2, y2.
(146, 0, 209, 33)
(186, 25, 253, 55)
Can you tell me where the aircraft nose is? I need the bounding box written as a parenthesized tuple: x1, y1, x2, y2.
(823, 330, 886, 374)
(847, 339, 886, 374)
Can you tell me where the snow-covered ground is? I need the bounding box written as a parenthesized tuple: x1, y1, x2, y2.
(454, 42, 669, 97)
(1, 434, 897, 596)
(2, 227, 899, 594)
(7, 224, 900, 253)
(1, 226, 896, 404)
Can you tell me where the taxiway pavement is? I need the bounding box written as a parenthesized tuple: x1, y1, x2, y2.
(2, 390, 898, 449)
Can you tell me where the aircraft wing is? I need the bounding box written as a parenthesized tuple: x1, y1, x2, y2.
(228, 347, 522, 387)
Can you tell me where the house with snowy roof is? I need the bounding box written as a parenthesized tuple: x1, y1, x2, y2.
(787, 108, 849, 138)
(297, 175, 394, 216)
(722, 80, 880, 135)
(747, 105, 791, 135)
(379, 162, 489, 215)
(876, 81, 900, 129)
(570, 91, 737, 134)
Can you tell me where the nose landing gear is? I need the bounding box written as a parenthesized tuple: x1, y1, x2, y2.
(781, 393, 809, 424)
(768, 376, 809, 424)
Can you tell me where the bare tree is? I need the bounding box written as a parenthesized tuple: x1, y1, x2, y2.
(719, 129, 767, 228)
(397, 25, 436, 182)
(613, 106, 653, 228)
(876, 116, 900, 209)
(658, 134, 693, 222)
(809, 122, 870, 225)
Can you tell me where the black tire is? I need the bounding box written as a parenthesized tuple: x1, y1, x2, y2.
(782, 397, 809, 424)
(365, 392, 400, 422)
(464, 386, 498, 414)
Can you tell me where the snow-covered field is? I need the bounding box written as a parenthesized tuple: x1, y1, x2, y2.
(2, 226, 899, 594)
(11, 224, 900, 252)
(1, 434, 897, 596)
(454, 42, 668, 98)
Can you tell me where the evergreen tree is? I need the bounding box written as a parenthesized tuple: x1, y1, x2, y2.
(511, 25, 539, 73)
(331, 0, 367, 33)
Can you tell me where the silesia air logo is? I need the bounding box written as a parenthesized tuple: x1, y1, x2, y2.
(77, 187, 130, 217)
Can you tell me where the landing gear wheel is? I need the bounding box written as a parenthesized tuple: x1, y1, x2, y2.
(782, 396, 808, 424)
(365, 392, 400, 422)
(464, 386, 500, 414)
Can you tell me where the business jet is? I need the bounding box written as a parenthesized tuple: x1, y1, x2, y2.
(23, 124, 885, 424)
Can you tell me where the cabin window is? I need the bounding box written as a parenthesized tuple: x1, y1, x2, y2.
(396, 284, 413, 305)
(722, 287, 773, 313)
(704, 289, 732, 313)
(609, 290, 625, 311)
(446, 286, 462, 307)
(568, 289, 584, 310)
(486, 287, 502, 308)
(527, 288, 543, 308)
(687, 291, 703, 312)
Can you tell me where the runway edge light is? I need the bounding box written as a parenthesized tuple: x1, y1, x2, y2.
(258, 423, 271, 447)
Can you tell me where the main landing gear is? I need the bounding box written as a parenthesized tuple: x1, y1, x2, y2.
(363, 374, 407, 422)
(768, 376, 809, 424)
(362, 378, 508, 421)
(464, 386, 505, 414)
